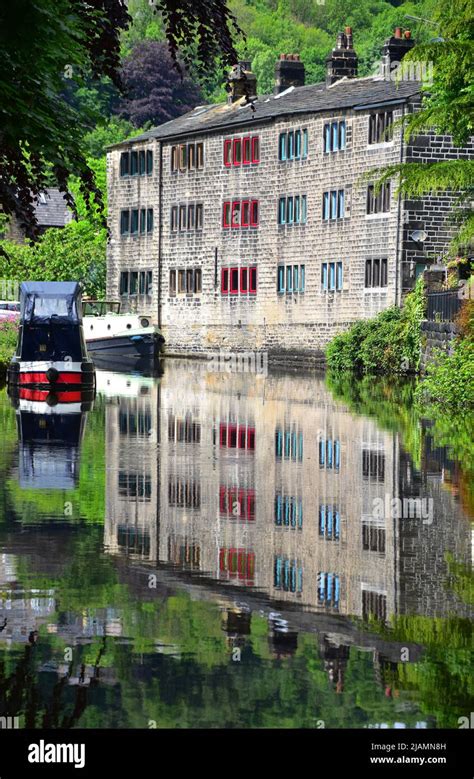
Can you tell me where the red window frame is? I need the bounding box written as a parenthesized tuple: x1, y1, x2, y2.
(223, 139, 232, 167)
(231, 201, 241, 228)
(251, 136, 260, 163)
(240, 267, 248, 294)
(229, 267, 239, 295)
(247, 427, 255, 449)
(238, 425, 247, 448)
(243, 136, 251, 165)
(250, 200, 259, 227)
(228, 423, 237, 447)
(247, 490, 255, 520)
(219, 485, 227, 514)
(219, 423, 227, 446)
(249, 266, 257, 295)
(221, 268, 229, 294)
(241, 200, 250, 227)
(233, 138, 242, 166)
(223, 201, 231, 228)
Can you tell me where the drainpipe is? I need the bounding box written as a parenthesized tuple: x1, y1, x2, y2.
(394, 104, 405, 308)
(158, 140, 163, 328)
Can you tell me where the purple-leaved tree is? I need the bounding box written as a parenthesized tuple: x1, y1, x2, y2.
(117, 41, 202, 128)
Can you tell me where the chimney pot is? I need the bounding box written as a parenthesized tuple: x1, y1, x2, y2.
(327, 30, 358, 85)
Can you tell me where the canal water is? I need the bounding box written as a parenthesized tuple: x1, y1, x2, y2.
(0, 361, 471, 728)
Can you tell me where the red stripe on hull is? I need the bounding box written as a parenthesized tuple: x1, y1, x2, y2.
(19, 389, 83, 403)
(19, 372, 83, 385)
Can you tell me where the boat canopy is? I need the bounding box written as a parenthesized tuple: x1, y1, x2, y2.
(20, 282, 83, 325)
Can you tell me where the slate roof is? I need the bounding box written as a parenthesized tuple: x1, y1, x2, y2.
(35, 189, 72, 228)
(110, 76, 420, 149)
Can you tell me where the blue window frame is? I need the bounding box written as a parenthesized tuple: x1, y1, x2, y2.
(293, 265, 299, 291)
(335, 440, 340, 469)
(277, 265, 285, 294)
(339, 121, 346, 150)
(338, 189, 345, 218)
(295, 129, 301, 159)
(330, 190, 337, 220)
(324, 123, 331, 153)
(323, 192, 330, 220)
(337, 262, 343, 290)
(279, 133, 287, 161)
(321, 263, 328, 290)
(275, 428, 283, 457)
(302, 129, 308, 158)
(329, 262, 336, 290)
(301, 195, 307, 223)
(287, 196, 294, 224)
(278, 197, 286, 224)
(294, 195, 300, 223)
(286, 266, 293, 293)
(327, 439, 333, 467)
(288, 131, 294, 159)
(331, 122, 338, 151)
(300, 265, 305, 292)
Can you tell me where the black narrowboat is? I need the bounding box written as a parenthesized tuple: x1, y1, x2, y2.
(7, 282, 95, 399)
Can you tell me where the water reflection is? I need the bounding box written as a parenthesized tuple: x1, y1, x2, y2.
(0, 362, 471, 729)
(103, 363, 470, 623)
(12, 390, 91, 490)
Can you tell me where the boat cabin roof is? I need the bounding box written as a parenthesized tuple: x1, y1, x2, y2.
(20, 281, 83, 324)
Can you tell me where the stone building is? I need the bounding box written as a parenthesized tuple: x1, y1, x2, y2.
(106, 28, 473, 361)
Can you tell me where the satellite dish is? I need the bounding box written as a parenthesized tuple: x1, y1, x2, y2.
(410, 229, 428, 242)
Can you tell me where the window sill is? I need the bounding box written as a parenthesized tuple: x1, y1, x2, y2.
(365, 213, 391, 219)
(364, 287, 388, 292)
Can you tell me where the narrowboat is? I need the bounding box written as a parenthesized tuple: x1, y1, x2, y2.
(82, 300, 165, 371)
(7, 282, 95, 398)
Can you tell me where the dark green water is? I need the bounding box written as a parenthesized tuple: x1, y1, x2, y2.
(0, 361, 472, 728)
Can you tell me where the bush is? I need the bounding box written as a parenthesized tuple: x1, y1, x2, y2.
(415, 338, 474, 409)
(0, 320, 19, 372)
(325, 278, 425, 374)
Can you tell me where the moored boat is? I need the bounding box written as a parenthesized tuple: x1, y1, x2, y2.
(82, 300, 165, 371)
(7, 282, 95, 396)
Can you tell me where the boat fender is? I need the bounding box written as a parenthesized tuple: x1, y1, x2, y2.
(46, 392, 58, 407)
(46, 367, 59, 384)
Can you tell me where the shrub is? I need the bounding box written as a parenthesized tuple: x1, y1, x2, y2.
(0, 320, 19, 371)
(415, 338, 474, 409)
(325, 278, 425, 374)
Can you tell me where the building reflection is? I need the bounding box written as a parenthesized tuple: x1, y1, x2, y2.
(103, 361, 471, 624)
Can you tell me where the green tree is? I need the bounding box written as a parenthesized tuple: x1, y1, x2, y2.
(375, 0, 474, 251)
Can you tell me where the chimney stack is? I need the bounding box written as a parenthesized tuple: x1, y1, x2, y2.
(274, 54, 305, 94)
(227, 61, 257, 103)
(326, 27, 358, 86)
(381, 28, 415, 78)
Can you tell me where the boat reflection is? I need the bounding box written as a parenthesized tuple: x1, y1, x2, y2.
(12, 388, 92, 490)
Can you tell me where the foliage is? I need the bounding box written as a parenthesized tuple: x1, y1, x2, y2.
(0, 156, 107, 299)
(116, 41, 202, 128)
(0, 0, 130, 239)
(415, 337, 474, 409)
(326, 278, 425, 374)
(0, 320, 18, 372)
(374, 0, 474, 251)
(0, 0, 242, 238)
(82, 118, 137, 160)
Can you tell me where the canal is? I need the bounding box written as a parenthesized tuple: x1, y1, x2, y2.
(0, 360, 471, 728)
